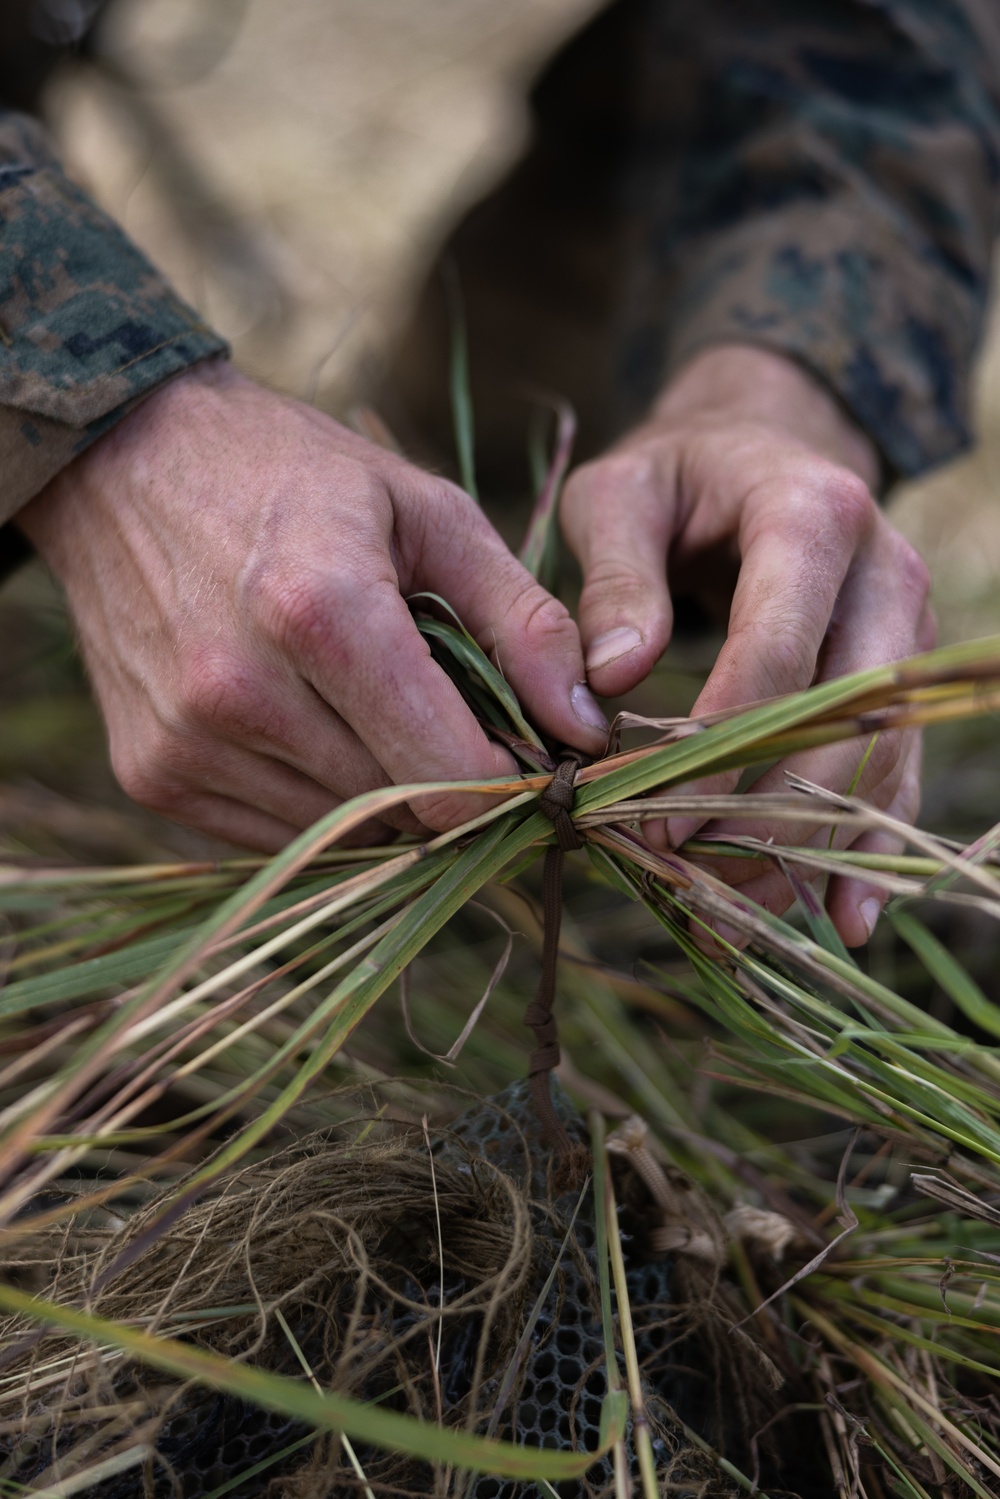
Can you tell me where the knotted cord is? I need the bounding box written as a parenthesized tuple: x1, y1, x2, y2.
(523, 750, 586, 1153)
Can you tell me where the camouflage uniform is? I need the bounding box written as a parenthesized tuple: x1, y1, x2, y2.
(1, 0, 999, 564)
(0, 0, 227, 574)
(0, 112, 227, 506)
(387, 0, 1000, 490)
(625, 0, 1000, 479)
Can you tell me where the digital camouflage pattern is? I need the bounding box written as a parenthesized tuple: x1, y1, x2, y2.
(388, 0, 1000, 490)
(625, 0, 1000, 481)
(0, 107, 226, 532)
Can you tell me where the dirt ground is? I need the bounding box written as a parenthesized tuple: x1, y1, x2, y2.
(2, 0, 999, 856)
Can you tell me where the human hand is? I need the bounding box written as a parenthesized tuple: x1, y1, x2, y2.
(15, 362, 607, 850)
(560, 345, 935, 947)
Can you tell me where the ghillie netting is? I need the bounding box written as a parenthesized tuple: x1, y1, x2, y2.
(0, 1081, 814, 1498)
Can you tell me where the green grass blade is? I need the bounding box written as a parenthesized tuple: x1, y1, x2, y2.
(578, 638, 1000, 814)
(519, 398, 574, 587)
(176, 810, 550, 1193)
(891, 909, 1000, 1040)
(0, 1284, 620, 1482)
(412, 594, 548, 754)
(444, 263, 478, 501)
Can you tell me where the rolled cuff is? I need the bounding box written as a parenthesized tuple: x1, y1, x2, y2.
(0, 118, 228, 530)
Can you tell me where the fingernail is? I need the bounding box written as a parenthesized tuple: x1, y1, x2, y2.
(571, 681, 609, 733)
(860, 897, 881, 939)
(585, 626, 644, 674)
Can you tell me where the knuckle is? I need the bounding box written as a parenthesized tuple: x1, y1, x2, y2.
(562, 451, 656, 528)
(112, 741, 188, 814)
(566, 451, 655, 506)
(395, 472, 468, 564)
(342, 466, 396, 535)
(177, 648, 256, 736)
(581, 556, 647, 602)
(729, 618, 815, 697)
(512, 586, 576, 646)
(596, 450, 656, 489)
(174, 648, 292, 747)
(766, 631, 814, 693)
(262, 571, 350, 662)
(143, 779, 191, 816)
(423, 472, 473, 512)
(472, 570, 580, 659)
(819, 468, 874, 536)
(112, 714, 223, 815)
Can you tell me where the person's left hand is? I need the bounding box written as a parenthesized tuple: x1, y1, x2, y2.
(15, 363, 608, 852)
(560, 344, 936, 947)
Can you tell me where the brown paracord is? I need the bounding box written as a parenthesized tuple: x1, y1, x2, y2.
(524, 750, 586, 1154)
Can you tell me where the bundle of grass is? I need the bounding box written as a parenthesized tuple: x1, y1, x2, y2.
(2, 623, 1000, 1496)
(3, 393, 1000, 1495)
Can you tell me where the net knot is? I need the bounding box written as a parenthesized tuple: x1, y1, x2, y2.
(538, 751, 585, 851)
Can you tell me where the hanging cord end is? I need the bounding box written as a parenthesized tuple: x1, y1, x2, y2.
(524, 750, 588, 1155)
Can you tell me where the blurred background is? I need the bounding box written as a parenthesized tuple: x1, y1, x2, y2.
(2, 0, 1000, 863)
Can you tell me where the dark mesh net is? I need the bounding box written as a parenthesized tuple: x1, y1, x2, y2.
(0, 1081, 818, 1497)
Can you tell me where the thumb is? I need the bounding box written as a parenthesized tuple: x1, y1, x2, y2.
(560, 451, 674, 697)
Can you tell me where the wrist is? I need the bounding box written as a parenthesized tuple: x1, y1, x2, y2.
(83, 357, 243, 458)
(652, 345, 881, 490)
(15, 360, 238, 553)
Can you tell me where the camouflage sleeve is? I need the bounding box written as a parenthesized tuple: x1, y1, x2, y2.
(621, 0, 1000, 482)
(0, 108, 228, 531)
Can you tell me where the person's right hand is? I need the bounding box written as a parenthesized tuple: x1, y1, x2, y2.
(15, 361, 607, 850)
(559, 346, 934, 948)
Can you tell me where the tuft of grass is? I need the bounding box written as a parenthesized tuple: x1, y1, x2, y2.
(1, 632, 999, 1492)
(3, 353, 1000, 1493)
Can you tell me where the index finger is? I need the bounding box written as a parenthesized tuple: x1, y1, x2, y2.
(690, 465, 875, 719)
(280, 569, 520, 831)
(663, 465, 874, 847)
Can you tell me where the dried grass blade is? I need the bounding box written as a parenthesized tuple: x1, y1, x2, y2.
(168, 810, 548, 1197)
(803, 1303, 1000, 1491)
(578, 639, 1000, 813)
(26, 1443, 152, 1497)
(909, 1172, 1000, 1226)
(519, 395, 575, 584)
(587, 1112, 632, 1499)
(601, 1137, 660, 1499)
(0, 778, 531, 1205)
(735, 1133, 859, 1326)
(400, 901, 513, 1065)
